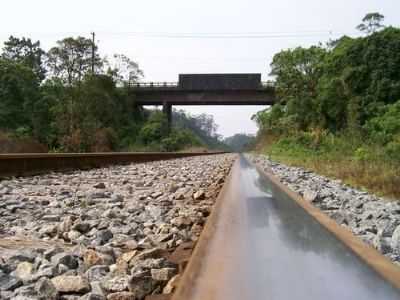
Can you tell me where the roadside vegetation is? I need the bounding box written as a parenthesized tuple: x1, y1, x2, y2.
(254, 13, 400, 198)
(0, 36, 225, 153)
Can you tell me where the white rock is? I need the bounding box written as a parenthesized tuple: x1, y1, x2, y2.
(303, 190, 318, 203)
(15, 262, 33, 281)
(51, 275, 90, 293)
(391, 225, 400, 253)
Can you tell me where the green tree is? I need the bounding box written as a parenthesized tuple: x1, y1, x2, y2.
(139, 111, 168, 144)
(319, 27, 400, 126)
(0, 58, 40, 132)
(357, 13, 385, 34)
(44, 37, 103, 150)
(366, 100, 400, 144)
(270, 46, 327, 130)
(40, 78, 66, 146)
(47, 37, 102, 85)
(1, 36, 46, 81)
(105, 54, 144, 86)
(258, 21, 400, 140)
(173, 110, 226, 149)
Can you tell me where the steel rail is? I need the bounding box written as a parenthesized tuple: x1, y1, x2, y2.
(172, 155, 400, 300)
(0, 152, 226, 177)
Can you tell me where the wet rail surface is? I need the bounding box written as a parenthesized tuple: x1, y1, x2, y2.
(173, 155, 400, 300)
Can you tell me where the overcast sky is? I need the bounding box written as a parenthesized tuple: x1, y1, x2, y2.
(0, 0, 399, 136)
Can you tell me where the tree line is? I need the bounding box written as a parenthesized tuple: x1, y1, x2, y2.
(253, 13, 400, 197)
(0, 35, 223, 152)
(254, 13, 400, 159)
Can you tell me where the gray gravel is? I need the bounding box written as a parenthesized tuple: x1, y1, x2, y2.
(248, 154, 400, 265)
(0, 154, 234, 299)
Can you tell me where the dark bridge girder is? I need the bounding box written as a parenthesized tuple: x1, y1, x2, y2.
(136, 89, 275, 132)
(134, 89, 275, 106)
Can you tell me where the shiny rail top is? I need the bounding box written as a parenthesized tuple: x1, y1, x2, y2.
(173, 156, 400, 300)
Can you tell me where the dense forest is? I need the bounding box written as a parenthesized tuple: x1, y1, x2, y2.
(253, 13, 400, 198)
(0, 36, 224, 153)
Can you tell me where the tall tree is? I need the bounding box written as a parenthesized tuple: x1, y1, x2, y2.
(105, 54, 144, 86)
(45, 36, 103, 145)
(194, 113, 218, 137)
(47, 36, 102, 85)
(270, 46, 327, 130)
(0, 59, 40, 131)
(357, 12, 385, 34)
(2, 36, 46, 81)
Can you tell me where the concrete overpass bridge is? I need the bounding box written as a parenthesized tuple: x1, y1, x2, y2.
(130, 73, 276, 128)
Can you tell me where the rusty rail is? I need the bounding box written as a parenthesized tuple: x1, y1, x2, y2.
(0, 152, 226, 177)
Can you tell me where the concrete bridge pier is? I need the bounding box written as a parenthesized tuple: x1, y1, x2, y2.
(162, 101, 172, 132)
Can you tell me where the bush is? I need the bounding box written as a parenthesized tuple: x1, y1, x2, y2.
(366, 100, 400, 144)
(139, 111, 167, 145)
(384, 139, 400, 161)
(270, 135, 315, 158)
(161, 129, 201, 152)
(353, 147, 371, 162)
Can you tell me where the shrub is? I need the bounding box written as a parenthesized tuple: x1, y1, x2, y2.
(366, 100, 400, 144)
(161, 129, 201, 152)
(139, 111, 167, 145)
(384, 138, 400, 161)
(353, 147, 371, 162)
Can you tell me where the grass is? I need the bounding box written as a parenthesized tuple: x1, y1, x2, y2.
(261, 135, 400, 200)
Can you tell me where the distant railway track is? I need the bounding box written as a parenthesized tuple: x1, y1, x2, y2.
(0, 152, 227, 177)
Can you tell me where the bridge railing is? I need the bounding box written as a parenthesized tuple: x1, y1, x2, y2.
(131, 81, 275, 90)
(131, 82, 179, 89)
(261, 81, 275, 88)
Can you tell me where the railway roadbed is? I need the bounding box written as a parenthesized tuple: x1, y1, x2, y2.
(0, 154, 235, 300)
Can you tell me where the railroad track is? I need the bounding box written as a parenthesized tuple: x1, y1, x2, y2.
(1, 152, 400, 299)
(0, 152, 226, 177)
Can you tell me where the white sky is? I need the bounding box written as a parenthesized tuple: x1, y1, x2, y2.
(0, 0, 399, 137)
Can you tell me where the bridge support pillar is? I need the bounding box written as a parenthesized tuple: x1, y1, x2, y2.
(162, 102, 172, 133)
